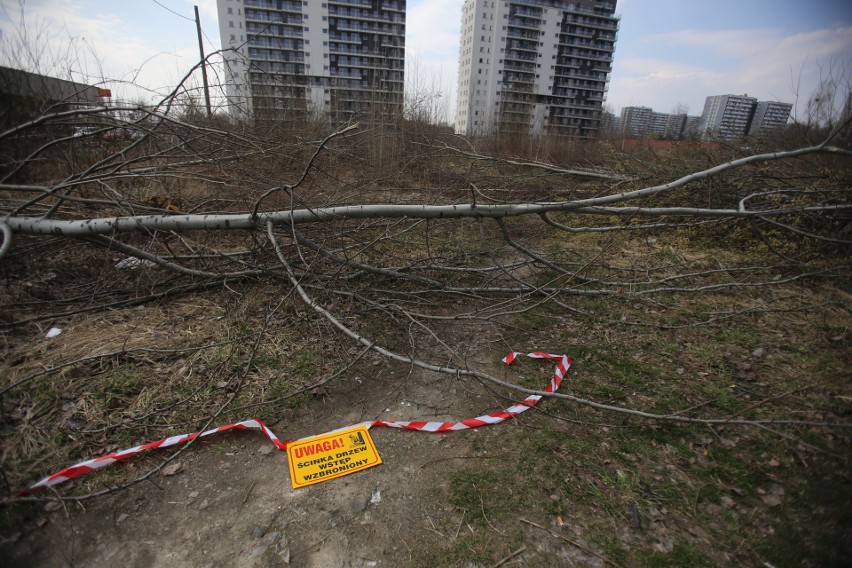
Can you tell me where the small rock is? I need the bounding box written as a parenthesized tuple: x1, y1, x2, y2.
(262, 531, 280, 545)
(752, 347, 766, 358)
(720, 495, 736, 509)
(162, 462, 182, 476)
(199, 498, 210, 510)
(44, 501, 62, 512)
(253, 526, 265, 539)
(115, 513, 129, 525)
(188, 491, 199, 499)
(676, 367, 685, 375)
(36, 518, 49, 528)
(250, 544, 268, 558)
(258, 445, 273, 455)
(216, 380, 229, 389)
(768, 458, 780, 467)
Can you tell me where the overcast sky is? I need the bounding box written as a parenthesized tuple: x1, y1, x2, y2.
(1, 0, 850, 120)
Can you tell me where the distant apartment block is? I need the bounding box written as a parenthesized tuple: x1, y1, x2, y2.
(748, 101, 793, 136)
(617, 106, 695, 140)
(664, 113, 687, 140)
(699, 94, 757, 140)
(455, 0, 619, 139)
(216, 0, 405, 122)
(619, 106, 651, 137)
(698, 94, 793, 140)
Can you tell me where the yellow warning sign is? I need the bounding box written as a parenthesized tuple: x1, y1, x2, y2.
(287, 425, 381, 488)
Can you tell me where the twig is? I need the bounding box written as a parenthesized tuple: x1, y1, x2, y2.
(266, 222, 852, 431)
(240, 481, 256, 509)
(519, 518, 624, 568)
(490, 546, 527, 568)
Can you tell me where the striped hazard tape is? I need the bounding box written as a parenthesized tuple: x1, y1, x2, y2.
(20, 352, 570, 496)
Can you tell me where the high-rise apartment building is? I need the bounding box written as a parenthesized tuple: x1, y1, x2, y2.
(216, 0, 405, 122)
(455, 0, 619, 139)
(748, 101, 792, 135)
(699, 94, 757, 140)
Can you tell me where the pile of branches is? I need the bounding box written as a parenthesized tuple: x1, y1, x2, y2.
(1, 83, 851, 500)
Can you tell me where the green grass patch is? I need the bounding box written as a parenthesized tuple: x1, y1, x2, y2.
(449, 468, 516, 525)
(639, 541, 713, 568)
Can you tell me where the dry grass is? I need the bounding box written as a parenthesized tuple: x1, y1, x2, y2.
(0, 134, 849, 565)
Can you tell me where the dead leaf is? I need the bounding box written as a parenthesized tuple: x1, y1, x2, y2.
(162, 462, 182, 476)
(761, 494, 783, 507)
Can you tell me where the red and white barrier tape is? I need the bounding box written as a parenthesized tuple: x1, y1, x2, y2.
(20, 352, 570, 496)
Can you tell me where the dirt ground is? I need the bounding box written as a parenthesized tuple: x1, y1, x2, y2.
(2, 345, 573, 567)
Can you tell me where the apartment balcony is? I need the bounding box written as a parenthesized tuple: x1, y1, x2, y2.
(504, 49, 537, 60)
(245, 13, 303, 25)
(503, 65, 536, 76)
(248, 38, 303, 50)
(559, 26, 617, 41)
(329, 70, 365, 79)
(335, 61, 403, 72)
(557, 37, 616, 51)
(329, 0, 404, 13)
(328, 33, 362, 44)
(509, 7, 542, 18)
(559, 49, 613, 63)
(249, 51, 306, 64)
(507, 18, 541, 31)
(500, 82, 535, 93)
(330, 46, 403, 60)
(506, 29, 540, 41)
(328, 10, 404, 24)
(506, 40, 539, 53)
(502, 71, 535, 83)
(553, 68, 605, 80)
(246, 25, 303, 38)
(563, 15, 618, 32)
(244, 0, 302, 11)
(335, 20, 404, 35)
